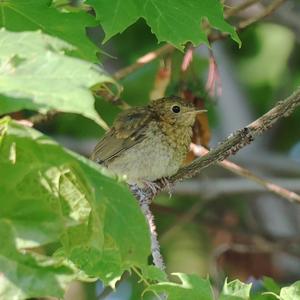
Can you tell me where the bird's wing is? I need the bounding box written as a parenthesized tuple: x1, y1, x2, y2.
(90, 107, 153, 164)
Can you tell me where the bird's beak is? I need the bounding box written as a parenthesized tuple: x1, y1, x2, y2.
(184, 109, 207, 115)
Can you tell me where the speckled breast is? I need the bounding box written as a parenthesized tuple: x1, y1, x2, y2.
(107, 121, 192, 185)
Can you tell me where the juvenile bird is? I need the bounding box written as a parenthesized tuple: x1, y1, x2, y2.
(91, 96, 206, 187)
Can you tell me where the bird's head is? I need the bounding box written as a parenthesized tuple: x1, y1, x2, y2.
(150, 96, 206, 127)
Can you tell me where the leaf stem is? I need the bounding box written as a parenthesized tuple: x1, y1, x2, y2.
(132, 266, 164, 300)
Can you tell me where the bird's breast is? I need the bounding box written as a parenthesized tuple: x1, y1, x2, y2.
(158, 121, 193, 155)
(106, 121, 192, 184)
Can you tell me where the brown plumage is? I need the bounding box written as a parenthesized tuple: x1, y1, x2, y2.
(91, 96, 206, 186)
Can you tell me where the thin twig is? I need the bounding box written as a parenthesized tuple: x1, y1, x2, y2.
(238, 0, 286, 29)
(173, 178, 300, 197)
(224, 0, 262, 18)
(210, 0, 287, 42)
(190, 144, 300, 204)
(114, 44, 175, 81)
(28, 110, 58, 124)
(130, 185, 166, 271)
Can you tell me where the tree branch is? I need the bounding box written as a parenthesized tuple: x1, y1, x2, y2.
(134, 88, 300, 201)
(190, 144, 300, 204)
(173, 178, 300, 198)
(173, 88, 300, 182)
(224, 0, 262, 18)
(238, 0, 287, 29)
(130, 88, 300, 271)
(113, 44, 175, 81)
(209, 0, 287, 42)
(130, 185, 166, 271)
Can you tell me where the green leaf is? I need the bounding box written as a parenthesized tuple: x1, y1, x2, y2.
(263, 277, 281, 295)
(87, 0, 240, 50)
(0, 29, 117, 129)
(0, 220, 74, 300)
(220, 279, 252, 300)
(0, 0, 99, 61)
(280, 281, 300, 300)
(0, 117, 151, 295)
(141, 265, 168, 282)
(144, 273, 214, 300)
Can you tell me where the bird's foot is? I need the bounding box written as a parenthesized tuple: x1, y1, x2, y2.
(142, 180, 162, 196)
(158, 177, 173, 198)
(130, 178, 173, 200)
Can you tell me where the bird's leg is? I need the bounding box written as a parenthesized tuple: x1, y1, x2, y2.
(158, 177, 173, 197)
(129, 183, 166, 272)
(141, 180, 162, 196)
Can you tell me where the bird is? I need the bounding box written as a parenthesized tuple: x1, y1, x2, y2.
(90, 96, 206, 188)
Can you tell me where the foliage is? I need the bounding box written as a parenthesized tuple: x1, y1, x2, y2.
(0, 117, 150, 298)
(144, 273, 214, 300)
(87, 0, 241, 49)
(220, 279, 252, 300)
(0, 30, 117, 129)
(0, 0, 99, 61)
(0, 0, 299, 299)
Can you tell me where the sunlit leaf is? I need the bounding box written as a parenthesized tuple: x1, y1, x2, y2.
(0, 0, 99, 61)
(0, 221, 74, 300)
(0, 30, 117, 129)
(0, 117, 151, 297)
(280, 281, 300, 300)
(220, 279, 252, 300)
(145, 273, 214, 300)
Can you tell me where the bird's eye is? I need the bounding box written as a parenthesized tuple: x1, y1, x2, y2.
(171, 105, 181, 113)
